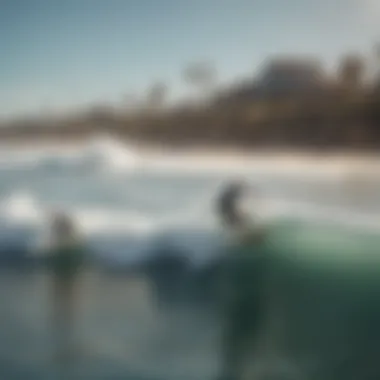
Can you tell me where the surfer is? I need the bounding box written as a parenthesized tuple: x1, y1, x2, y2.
(47, 211, 86, 359)
(215, 180, 269, 380)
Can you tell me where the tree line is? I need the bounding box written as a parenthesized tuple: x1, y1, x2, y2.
(1, 59, 380, 151)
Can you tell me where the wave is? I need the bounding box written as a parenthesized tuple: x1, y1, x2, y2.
(0, 190, 41, 224)
(0, 183, 379, 266)
(0, 134, 140, 174)
(2, 135, 380, 180)
(77, 134, 140, 172)
(0, 137, 379, 265)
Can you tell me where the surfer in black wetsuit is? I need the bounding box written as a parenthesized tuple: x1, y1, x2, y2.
(47, 211, 86, 358)
(215, 181, 269, 380)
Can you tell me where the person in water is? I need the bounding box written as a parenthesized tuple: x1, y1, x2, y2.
(216, 180, 269, 380)
(47, 211, 86, 358)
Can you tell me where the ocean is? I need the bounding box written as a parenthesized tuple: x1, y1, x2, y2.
(1, 135, 380, 380)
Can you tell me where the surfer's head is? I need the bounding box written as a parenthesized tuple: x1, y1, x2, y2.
(50, 210, 76, 239)
(217, 180, 251, 229)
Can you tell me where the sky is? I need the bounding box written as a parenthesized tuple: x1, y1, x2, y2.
(0, 0, 380, 119)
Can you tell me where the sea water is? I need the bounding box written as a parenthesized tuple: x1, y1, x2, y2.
(0, 135, 380, 380)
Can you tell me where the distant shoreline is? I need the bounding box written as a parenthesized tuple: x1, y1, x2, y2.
(2, 134, 380, 155)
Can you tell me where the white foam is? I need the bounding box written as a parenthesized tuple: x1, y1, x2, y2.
(0, 139, 380, 264)
(79, 134, 139, 172)
(0, 134, 140, 174)
(0, 190, 42, 224)
(0, 183, 378, 266)
(1, 137, 380, 186)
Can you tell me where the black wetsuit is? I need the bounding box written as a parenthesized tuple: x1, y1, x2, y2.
(49, 238, 86, 353)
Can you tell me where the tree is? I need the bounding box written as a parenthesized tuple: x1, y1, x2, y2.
(338, 54, 365, 91)
(373, 43, 380, 85)
(145, 81, 168, 111)
(182, 61, 217, 99)
(124, 93, 139, 110)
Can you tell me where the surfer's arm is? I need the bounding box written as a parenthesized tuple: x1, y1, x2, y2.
(246, 213, 273, 244)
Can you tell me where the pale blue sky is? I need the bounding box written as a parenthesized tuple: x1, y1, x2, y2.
(1, 0, 379, 118)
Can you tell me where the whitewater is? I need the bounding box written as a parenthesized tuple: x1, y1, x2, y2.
(0, 134, 380, 267)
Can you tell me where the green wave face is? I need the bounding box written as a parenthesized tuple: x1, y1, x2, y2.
(223, 219, 380, 379)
